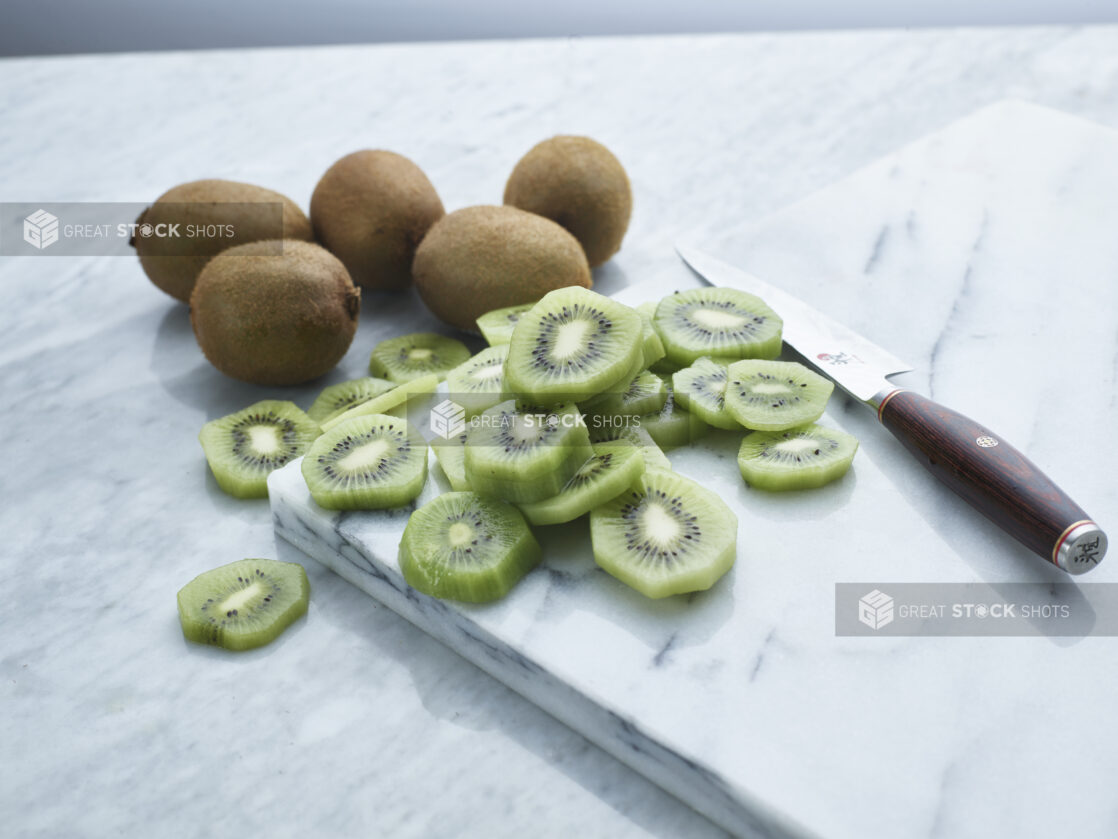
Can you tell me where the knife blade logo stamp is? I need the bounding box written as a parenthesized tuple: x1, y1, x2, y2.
(675, 243, 1108, 575)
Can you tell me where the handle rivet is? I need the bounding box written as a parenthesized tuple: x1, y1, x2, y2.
(976, 436, 998, 448)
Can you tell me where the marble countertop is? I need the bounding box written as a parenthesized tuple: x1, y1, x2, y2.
(3, 25, 1118, 838)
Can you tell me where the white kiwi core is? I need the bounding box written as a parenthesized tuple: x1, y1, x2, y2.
(692, 308, 746, 330)
(248, 425, 283, 455)
(642, 502, 681, 545)
(750, 382, 792, 395)
(338, 439, 391, 472)
(775, 437, 817, 456)
(447, 522, 474, 547)
(220, 582, 264, 614)
(553, 320, 591, 360)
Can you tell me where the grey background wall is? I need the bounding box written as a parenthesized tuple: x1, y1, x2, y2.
(3, 0, 1117, 57)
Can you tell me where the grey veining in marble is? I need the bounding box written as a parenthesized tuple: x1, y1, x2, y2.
(4, 26, 1118, 839)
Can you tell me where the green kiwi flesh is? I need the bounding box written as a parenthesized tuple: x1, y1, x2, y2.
(738, 423, 858, 491)
(307, 377, 395, 424)
(432, 431, 471, 492)
(322, 374, 439, 431)
(199, 400, 320, 499)
(637, 385, 708, 450)
(724, 360, 834, 431)
(589, 423, 673, 471)
(590, 468, 737, 599)
(505, 286, 643, 402)
(463, 400, 593, 503)
(301, 414, 428, 510)
(477, 303, 536, 346)
(444, 345, 510, 418)
(177, 558, 309, 650)
(654, 287, 782, 366)
(369, 333, 471, 383)
(399, 492, 541, 602)
(671, 357, 741, 430)
(590, 370, 667, 420)
(517, 443, 645, 526)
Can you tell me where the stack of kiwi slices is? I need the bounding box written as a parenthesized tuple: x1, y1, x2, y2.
(195, 284, 860, 623)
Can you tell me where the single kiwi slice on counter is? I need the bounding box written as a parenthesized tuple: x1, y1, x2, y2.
(444, 344, 510, 417)
(432, 431, 471, 491)
(399, 492, 542, 602)
(518, 443, 645, 526)
(589, 422, 673, 471)
(654, 287, 783, 366)
(199, 400, 320, 498)
(307, 377, 395, 424)
(737, 423, 858, 491)
(672, 357, 742, 430)
(477, 302, 536, 347)
(177, 558, 309, 651)
(637, 384, 708, 450)
(368, 333, 471, 383)
(724, 360, 834, 431)
(464, 400, 593, 504)
(590, 468, 738, 599)
(301, 414, 428, 510)
(321, 374, 439, 431)
(591, 370, 668, 420)
(505, 286, 643, 402)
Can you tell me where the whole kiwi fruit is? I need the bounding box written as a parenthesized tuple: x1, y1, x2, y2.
(310, 150, 445, 291)
(190, 240, 360, 386)
(134, 179, 313, 303)
(503, 136, 632, 268)
(412, 205, 591, 332)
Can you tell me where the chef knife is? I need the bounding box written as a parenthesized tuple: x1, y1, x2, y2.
(675, 244, 1107, 575)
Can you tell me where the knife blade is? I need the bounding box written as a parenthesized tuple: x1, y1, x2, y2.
(675, 243, 1107, 575)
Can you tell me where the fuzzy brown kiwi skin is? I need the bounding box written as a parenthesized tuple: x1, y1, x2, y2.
(503, 136, 632, 268)
(189, 240, 361, 386)
(134, 179, 314, 303)
(413, 205, 591, 332)
(310, 150, 445, 292)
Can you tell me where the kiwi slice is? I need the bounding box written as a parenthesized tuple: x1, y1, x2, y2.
(199, 400, 320, 499)
(432, 431, 471, 491)
(737, 423, 859, 491)
(518, 443, 645, 526)
(321, 374, 439, 431)
(590, 469, 738, 599)
(477, 302, 536, 346)
(307, 377, 395, 425)
(399, 492, 542, 602)
(589, 423, 673, 471)
(724, 360, 834, 431)
(671, 357, 742, 430)
(637, 385, 708, 450)
(177, 558, 309, 650)
(444, 345, 510, 418)
(655, 287, 783, 366)
(301, 414, 428, 510)
(638, 309, 666, 369)
(592, 370, 668, 420)
(464, 400, 593, 504)
(368, 333, 471, 383)
(505, 286, 643, 402)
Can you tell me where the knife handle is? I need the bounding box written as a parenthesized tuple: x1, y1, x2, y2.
(876, 389, 1107, 574)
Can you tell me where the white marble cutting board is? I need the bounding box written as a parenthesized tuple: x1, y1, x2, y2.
(270, 101, 1118, 839)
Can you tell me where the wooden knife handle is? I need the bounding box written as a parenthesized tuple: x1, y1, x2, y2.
(877, 389, 1107, 574)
